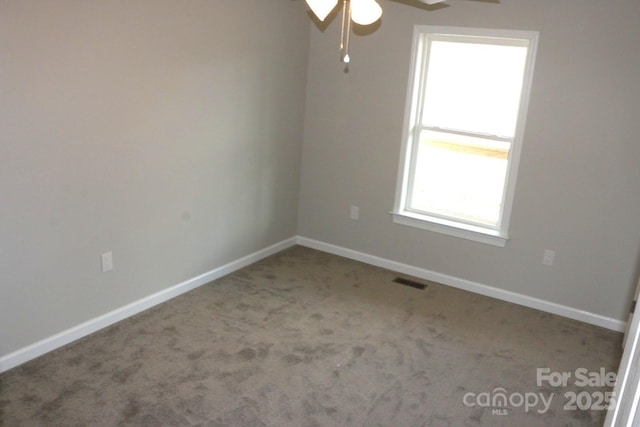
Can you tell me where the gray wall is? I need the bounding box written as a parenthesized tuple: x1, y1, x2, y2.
(3, 0, 639, 360)
(299, 0, 640, 321)
(0, 0, 309, 356)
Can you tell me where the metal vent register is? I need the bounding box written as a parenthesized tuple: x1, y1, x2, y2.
(392, 277, 427, 290)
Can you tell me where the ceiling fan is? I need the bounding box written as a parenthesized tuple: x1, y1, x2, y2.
(303, 0, 452, 63)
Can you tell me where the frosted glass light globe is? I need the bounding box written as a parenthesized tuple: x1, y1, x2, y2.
(350, 0, 382, 25)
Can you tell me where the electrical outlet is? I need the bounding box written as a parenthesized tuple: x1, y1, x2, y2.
(350, 205, 360, 220)
(542, 249, 555, 266)
(101, 252, 113, 272)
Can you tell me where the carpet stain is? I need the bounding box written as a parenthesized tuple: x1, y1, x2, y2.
(122, 397, 140, 422)
(293, 344, 339, 362)
(282, 354, 303, 365)
(188, 349, 207, 360)
(88, 361, 102, 371)
(238, 348, 256, 361)
(65, 355, 83, 366)
(352, 346, 365, 358)
(38, 386, 79, 415)
(111, 363, 141, 384)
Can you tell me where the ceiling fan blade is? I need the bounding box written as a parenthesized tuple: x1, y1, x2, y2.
(305, 0, 338, 21)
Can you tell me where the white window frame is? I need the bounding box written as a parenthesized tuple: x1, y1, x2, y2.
(392, 25, 539, 247)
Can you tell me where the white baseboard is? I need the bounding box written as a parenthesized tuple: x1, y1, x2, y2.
(1, 235, 624, 373)
(0, 237, 297, 373)
(296, 236, 626, 333)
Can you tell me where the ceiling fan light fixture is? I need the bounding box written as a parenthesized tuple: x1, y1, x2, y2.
(305, 0, 339, 21)
(350, 0, 382, 25)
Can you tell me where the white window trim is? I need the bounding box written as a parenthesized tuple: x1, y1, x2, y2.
(392, 25, 539, 247)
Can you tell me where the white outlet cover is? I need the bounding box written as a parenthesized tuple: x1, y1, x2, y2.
(101, 252, 113, 272)
(350, 206, 360, 220)
(543, 249, 555, 266)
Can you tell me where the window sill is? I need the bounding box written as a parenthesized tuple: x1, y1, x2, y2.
(391, 211, 508, 247)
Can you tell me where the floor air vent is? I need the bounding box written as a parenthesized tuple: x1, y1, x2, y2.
(393, 277, 427, 290)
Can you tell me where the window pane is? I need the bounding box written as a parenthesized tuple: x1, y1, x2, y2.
(421, 40, 528, 137)
(409, 130, 509, 226)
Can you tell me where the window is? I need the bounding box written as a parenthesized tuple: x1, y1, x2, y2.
(393, 26, 538, 246)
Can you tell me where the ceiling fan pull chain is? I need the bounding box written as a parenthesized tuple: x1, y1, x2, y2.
(339, 0, 351, 63)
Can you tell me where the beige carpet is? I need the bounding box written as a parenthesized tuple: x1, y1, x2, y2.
(0, 246, 622, 426)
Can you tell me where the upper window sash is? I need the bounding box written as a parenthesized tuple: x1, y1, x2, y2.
(425, 34, 531, 48)
(415, 33, 531, 139)
(417, 125, 515, 144)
